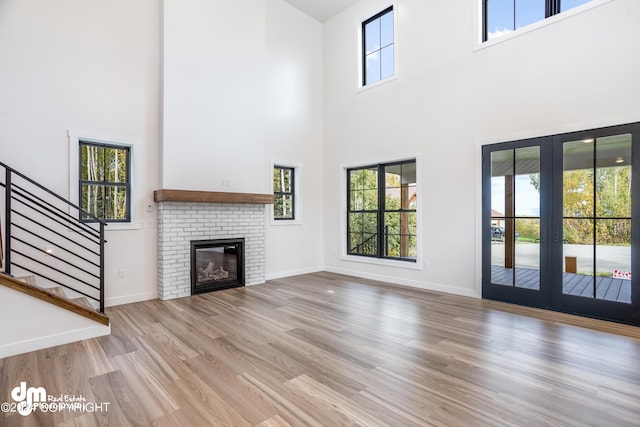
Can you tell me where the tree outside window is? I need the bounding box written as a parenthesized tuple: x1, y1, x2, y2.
(348, 160, 417, 261)
(80, 141, 130, 222)
(273, 166, 295, 220)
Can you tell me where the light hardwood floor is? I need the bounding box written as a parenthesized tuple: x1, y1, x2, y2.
(1, 272, 640, 426)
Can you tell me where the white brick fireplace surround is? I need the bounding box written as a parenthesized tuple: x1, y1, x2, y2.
(154, 190, 274, 300)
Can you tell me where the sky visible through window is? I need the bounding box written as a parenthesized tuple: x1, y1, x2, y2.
(491, 175, 540, 217)
(364, 8, 394, 85)
(486, 0, 593, 40)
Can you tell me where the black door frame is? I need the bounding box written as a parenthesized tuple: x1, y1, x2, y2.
(482, 136, 551, 309)
(549, 122, 640, 324)
(482, 122, 640, 325)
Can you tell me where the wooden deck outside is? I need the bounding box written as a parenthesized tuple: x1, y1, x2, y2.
(491, 265, 632, 303)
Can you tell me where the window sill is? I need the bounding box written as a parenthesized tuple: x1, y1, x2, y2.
(270, 219, 302, 226)
(356, 74, 398, 94)
(340, 253, 422, 270)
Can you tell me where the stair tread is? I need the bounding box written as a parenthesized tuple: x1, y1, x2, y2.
(16, 275, 37, 285)
(72, 296, 97, 310)
(43, 286, 67, 297)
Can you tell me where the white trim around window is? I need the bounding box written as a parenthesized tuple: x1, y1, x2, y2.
(355, 0, 398, 92)
(269, 159, 302, 226)
(68, 129, 141, 230)
(338, 153, 423, 270)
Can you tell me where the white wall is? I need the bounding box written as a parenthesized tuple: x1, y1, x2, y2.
(163, 0, 325, 280)
(265, 0, 325, 278)
(0, 0, 326, 316)
(162, 0, 267, 193)
(0, 286, 110, 358)
(0, 0, 161, 306)
(5, 0, 636, 312)
(323, 0, 640, 296)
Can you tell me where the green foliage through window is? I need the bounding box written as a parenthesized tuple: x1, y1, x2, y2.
(348, 160, 417, 261)
(80, 141, 130, 222)
(562, 136, 632, 245)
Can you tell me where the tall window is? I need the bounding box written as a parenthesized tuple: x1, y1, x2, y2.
(273, 166, 295, 220)
(79, 141, 130, 222)
(362, 6, 394, 86)
(348, 160, 417, 261)
(483, 0, 593, 41)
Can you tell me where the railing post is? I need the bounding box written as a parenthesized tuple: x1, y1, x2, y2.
(5, 168, 12, 275)
(99, 222, 105, 313)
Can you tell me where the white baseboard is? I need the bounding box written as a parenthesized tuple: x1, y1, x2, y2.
(323, 266, 478, 298)
(105, 291, 157, 307)
(0, 325, 110, 359)
(265, 265, 324, 281)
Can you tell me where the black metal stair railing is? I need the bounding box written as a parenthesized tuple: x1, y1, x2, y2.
(0, 161, 107, 313)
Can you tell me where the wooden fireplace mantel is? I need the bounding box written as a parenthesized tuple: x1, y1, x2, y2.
(154, 189, 274, 205)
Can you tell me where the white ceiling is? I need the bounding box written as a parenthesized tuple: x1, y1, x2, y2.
(283, 0, 361, 22)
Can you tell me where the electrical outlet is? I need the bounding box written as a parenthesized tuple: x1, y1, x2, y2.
(118, 269, 126, 278)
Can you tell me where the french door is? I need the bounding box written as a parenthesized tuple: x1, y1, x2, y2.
(482, 122, 640, 325)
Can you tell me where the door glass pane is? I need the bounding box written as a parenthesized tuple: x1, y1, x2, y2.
(563, 134, 632, 302)
(595, 134, 632, 218)
(594, 133, 632, 303)
(490, 147, 541, 289)
(513, 147, 541, 289)
(563, 139, 594, 217)
(491, 150, 513, 286)
(563, 139, 596, 298)
(515, 146, 541, 217)
(514, 218, 540, 290)
(563, 218, 595, 297)
(595, 219, 631, 303)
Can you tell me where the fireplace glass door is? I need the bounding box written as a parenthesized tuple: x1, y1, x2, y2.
(191, 238, 244, 294)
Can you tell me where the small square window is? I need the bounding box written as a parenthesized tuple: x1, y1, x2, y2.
(362, 6, 394, 86)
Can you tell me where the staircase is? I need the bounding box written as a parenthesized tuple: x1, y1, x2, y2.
(0, 161, 109, 357)
(0, 274, 108, 325)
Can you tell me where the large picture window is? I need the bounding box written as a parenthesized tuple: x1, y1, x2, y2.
(79, 141, 130, 222)
(362, 6, 394, 86)
(483, 0, 593, 41)
(348, 160, 417, 261)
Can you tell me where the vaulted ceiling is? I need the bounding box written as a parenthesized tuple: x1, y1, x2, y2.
(282, 0, 360, 22)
